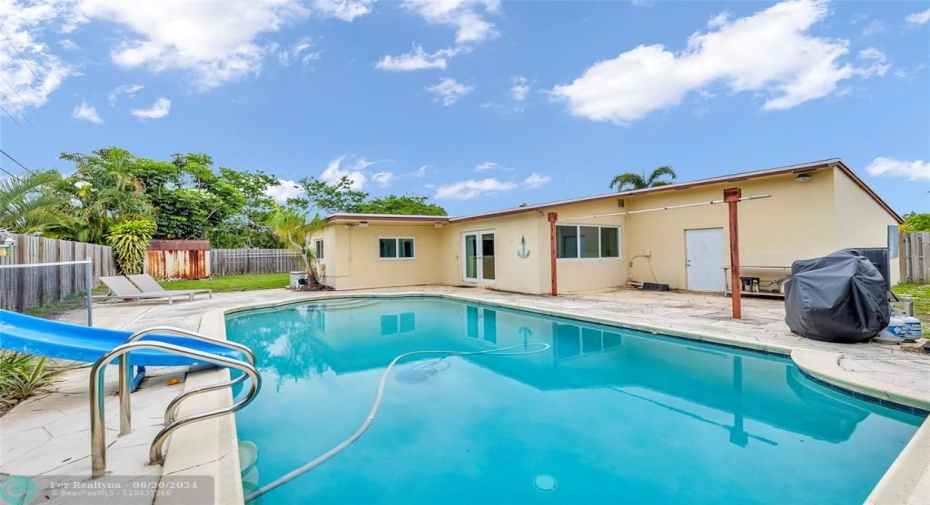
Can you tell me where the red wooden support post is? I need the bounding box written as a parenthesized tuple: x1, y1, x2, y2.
(724, 188, 742, 319)
(548, 212, 558, 296)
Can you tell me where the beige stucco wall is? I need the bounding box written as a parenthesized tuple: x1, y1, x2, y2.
(316, 223, 444, 290)
(438, 212, 549, 294)
(832, 167, 901, 286)
(623, 171, 839, 291)
(533, 200, 629, 294)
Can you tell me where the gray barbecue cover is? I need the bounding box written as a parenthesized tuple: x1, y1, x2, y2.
(783, 250, 889, 343)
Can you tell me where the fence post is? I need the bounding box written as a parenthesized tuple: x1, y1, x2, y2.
(86, 257, 93, 327)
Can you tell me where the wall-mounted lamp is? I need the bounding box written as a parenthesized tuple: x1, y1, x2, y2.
(434, 223, 443, 229)
(358, 221, 369, 228)
(794, 173, 811, 183)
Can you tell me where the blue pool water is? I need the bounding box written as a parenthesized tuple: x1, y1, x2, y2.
(227, 297, 924, 504)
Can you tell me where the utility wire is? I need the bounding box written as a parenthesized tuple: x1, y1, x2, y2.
(0, 104, 39, 142)
(0, 26, 59, 142)
(0, 89, 45, 140)
(0, 147, 34, 175)
(0, 164, 16, 178)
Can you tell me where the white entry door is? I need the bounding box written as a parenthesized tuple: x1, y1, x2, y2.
(686, 228, 725, 292)
(463, 231, 495, 283)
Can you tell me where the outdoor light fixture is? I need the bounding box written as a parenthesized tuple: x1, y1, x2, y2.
(434, 223, 443, 229)
(794, 173, 812, 182)
(358, 221, 369, 228)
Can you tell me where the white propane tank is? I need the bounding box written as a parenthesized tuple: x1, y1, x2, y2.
(874, 317, 907, 344)
(902, 315, 922, 341)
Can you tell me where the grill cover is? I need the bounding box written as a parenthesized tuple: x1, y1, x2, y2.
(783, 250, 889, 343)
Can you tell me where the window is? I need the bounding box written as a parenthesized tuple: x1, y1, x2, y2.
(314, 239, 324, 260)
(379, 238, 415, 259)
(380, 312, 417, 335)
(556, 225, 620, 259)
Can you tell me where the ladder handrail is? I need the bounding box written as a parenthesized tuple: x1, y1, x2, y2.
(90, 341, 261, 478)
(119, 327, 256, 430)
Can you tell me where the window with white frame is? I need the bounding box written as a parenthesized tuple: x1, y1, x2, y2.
(556, 225, 620, 259)
(379, 238, 415, 259)
(314, 239, 324, 260)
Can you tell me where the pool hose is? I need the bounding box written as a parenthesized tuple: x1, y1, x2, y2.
(244, 342, 551, 502)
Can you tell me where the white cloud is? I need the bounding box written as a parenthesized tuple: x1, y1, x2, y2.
(0, 0, 74, 111)
(130, 97, 171, 119)
(510, 76, 530, 101)
(413, 165, 428, 177)
(866, 157, 930, 181)
(78, 0, 309, 90)
(551, 0, 887, 125)
(72, 101, 102, 123)
(434, 177, 517, 199)
(523, 173, 551, 188)
(375, 45, 461, 71)
(425, 77, 474, 105)
(265, 179, 302, 203)
(862, 19, 885, 35)
(371, 171, 394, 186)
(276, 37, 322, 66)
(59, 39, 78, 50)
(107, 84, 143, 105)
(320, 155, 373, 189)
(312, 0, 375, 21)
(475, 161, 498, 172)
(906, 8, 930, 25)
(402, 0, 500, 45)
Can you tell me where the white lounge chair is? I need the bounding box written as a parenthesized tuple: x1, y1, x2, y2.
(95, 276, 203, 304)
(127, 274, 212, 300)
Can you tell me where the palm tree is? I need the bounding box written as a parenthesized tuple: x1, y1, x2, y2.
(268, 207, 328, 289)
(609, 166, 677, 191)
(0, 170, 67, 234)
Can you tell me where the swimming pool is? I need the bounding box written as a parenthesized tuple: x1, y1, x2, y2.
(227, 296, 924, 504)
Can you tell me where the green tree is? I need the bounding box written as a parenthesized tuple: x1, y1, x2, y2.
(0, 170, 67, 234)
(609, 165, 677, 191)
(901, 213, 930, 232)
(358, 195, 447, 216)
(207, 169, 282, 248)
(291, 175, 447, 216)
(57, 149, 154, 243)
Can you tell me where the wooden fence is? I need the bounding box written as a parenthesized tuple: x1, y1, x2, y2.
(0, 234, 117, 311)
(210, 249, 304, 276)
(901, 232, 930, 284)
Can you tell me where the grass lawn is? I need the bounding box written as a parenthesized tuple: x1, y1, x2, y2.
(892, 284, 930, 316)
(157, 273, 290, 292)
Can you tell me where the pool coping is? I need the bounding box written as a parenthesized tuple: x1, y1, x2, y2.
(160, 292, 930, 505)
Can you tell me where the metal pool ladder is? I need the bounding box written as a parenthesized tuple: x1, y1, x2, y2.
(88, 327, 261, 478)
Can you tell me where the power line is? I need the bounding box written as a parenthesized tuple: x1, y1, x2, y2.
(0, 147, 34, 175)
(0, 27, 58, 142)
(0, 104, 39, 142)
(0, 89, 45, 140)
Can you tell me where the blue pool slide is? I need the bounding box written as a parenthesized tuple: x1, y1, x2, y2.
(0, 309, 245, 375)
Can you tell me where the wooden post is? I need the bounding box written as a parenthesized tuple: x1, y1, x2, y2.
(548, 212, 558, 296)
(723, 188, 742, 319)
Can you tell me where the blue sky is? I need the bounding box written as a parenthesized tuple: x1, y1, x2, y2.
(1, 0, 928, 217)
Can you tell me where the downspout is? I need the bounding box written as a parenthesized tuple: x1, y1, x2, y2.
(548, 212, 558, 296)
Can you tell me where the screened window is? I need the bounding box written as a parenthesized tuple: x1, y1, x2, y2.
(314, 239, 324, 260)
(556, 225, 620, 259)
(379, 238, 415, 259)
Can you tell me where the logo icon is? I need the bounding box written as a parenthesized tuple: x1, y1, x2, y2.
(0, 475, 38, 505)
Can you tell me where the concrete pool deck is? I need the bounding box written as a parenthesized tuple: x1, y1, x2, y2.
(2, 286, 929, 504)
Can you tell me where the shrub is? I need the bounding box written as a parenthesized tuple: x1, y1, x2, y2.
(0, 352, 58, 411)
(107, 219, 156, 274)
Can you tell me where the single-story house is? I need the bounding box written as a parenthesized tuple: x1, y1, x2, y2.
(309, 158, 901, 296)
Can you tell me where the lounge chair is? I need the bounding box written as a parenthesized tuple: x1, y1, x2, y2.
(127, 274, 212, 301)
(95, 276, 194, 305)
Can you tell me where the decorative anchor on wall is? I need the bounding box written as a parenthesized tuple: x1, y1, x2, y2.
(517, 235, 531, 259)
